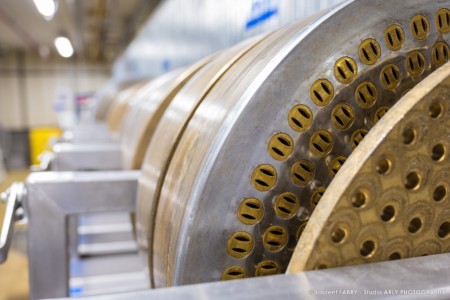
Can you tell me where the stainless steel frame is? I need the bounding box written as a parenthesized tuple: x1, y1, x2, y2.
(76, 253, 450, 300)
(51, 143, 122, 171)
(0, 182, 24, 263)
(24, 171, 140, 299)
(61, 123, 115, 144)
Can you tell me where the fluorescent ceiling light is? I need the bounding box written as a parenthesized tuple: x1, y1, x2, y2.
(33, 0, 57, 20)
(54, 37, 74, 58)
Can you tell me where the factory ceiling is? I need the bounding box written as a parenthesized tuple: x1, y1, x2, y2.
(0, 0, 160, 62)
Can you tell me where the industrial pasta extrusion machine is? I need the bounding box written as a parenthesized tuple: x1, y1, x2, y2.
(1, 0, 450, 298)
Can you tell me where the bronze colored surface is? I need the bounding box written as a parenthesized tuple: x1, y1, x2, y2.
(334, 56, 358, 84)
(120, 57, 211, 170)
(287, 62, 450, 273)
(106, 81, 147, 132)
(135, 35, 268, 287)
(95, 88, 116, 122)
(384, 24, 405, 51)
(151, 2, 450, 287)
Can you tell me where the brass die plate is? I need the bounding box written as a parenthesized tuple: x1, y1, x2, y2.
(287, 62, 450, 273)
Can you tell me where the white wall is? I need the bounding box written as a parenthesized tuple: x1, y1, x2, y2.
(0, 51, 109, 129)
(114, 0, 345, 81)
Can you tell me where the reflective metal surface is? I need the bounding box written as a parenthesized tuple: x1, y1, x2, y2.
(5, 1, 450, 298)
(0, 183, 24, 263)
(94, 82, 119, 122)
(52, 143, 122, 171)
(120, 59, 211, 170)
(135, 34, 270, 286)
(62, 123, 115, 144)
(25, 171, 140, 299)
(107, 81, 148, 133)
(145, 0, 450, 287)
(69, 253, 148, 297)
(151, 20, 306, 287)
(287, 61, 450, 272)
(119, 70, 182, 169)
(66, 253, 450, 300)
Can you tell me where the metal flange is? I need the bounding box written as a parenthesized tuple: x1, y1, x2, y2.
(137, 0, 450, 287)
(287, 61, 450, 273)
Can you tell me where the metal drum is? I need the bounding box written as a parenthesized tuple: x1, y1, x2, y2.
(94, 82, 118, 122)
(135, 0, 450, 287)
(106, 81, 147, 132)
(120, 58, 211, 170)
(135, 34, 274, 285)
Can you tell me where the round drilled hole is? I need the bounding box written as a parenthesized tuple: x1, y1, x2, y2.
(431, 42, 450, 68)
(351, 191, 367, 208)
(329, 156, 347, 178)
(431, 144, 446, 161)
(404, 172, 421, 190)
(376, 158, 392, 175)
(268, 133, 294, 161)
(227, 232, 254, 258)
(255, 260, 280, 277)
(311, 187, 326, 208)
(429, 102, 444, 119)
(359, 38, 381, 65)
(221, 266, 247, 281)
(237, 198, 264, 225)
(310, 130, 333, 157)
(436, 8, 450, 34)
(355, 81, 378, 108)
(374, 106, 390, 124)
(388, 252, 401, 260)
(263, 226, 288, 252)
(384, 24, 405, 51)
(288, 104, 313, 132)
(360, 240, 376, 258)
(406, 50, 426, 77)
(410, 15, 430, 40)
(433, 185, 447, 202)
(334, 56, 358, 84)
(408, 217, 423, 234)
(291, 160, 315, 186)
(351, 129, 368, 149)
(402, 128, 416, 145)
(438, 222, 450, 239)
(310, 79, 334, 106)
(297, 222, 307, 241)
(332, 104, 354, 131)
(380, 64, 401, 90)
(314, 263, 329, 270)
(380, 205, 396, 222)
(274, 192, 299, 219)
(251, 164, 277, 192)
(330, 227, 346, 244)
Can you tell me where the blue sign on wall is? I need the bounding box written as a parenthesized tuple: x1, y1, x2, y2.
(246, 0, 279, 30)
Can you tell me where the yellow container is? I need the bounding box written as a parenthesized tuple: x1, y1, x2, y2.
(29, 127, 62, 165)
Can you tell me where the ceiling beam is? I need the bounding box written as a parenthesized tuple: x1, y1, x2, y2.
(93, 0, 107, 62)
(0, 5, 39, 52)
(121, 0, 161, 53)
(71, 0, 86, 59)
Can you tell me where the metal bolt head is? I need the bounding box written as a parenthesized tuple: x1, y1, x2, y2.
(0, 192, 8, 202)
(14, 207, 24, 221)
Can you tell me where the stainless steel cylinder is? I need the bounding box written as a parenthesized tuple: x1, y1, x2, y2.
(137, 0, 450, 287)
(120, 57, 211, 170)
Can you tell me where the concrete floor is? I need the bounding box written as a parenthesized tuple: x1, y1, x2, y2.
(0, 170, 29, 300)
